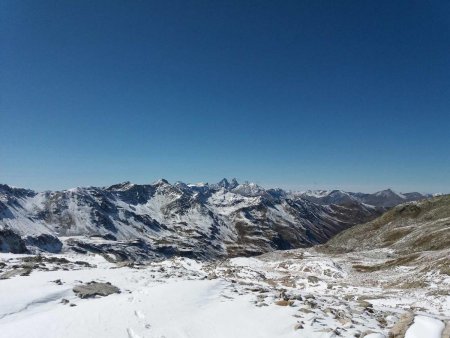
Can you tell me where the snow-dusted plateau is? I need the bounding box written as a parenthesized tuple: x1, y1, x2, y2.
(0, 180, 449, 337)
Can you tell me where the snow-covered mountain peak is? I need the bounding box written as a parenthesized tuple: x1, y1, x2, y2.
(216, 178, 239, 190)
(0, 184, 36, 199)
(153, 178, 170, 186)
(231, 182, 266, 197)
(300, 189, 332, 198)
(106, 181, 136, 191)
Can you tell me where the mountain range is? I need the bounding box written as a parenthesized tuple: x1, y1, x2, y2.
(0, 179, 431, 260)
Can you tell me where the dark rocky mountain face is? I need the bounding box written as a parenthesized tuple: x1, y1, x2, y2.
(0, 229, 28, 254)
(0, 180, 429, 260)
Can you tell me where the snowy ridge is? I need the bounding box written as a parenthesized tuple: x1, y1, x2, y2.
(300, 188, 430, 208)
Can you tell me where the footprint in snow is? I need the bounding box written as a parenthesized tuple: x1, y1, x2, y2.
(134, 310, 151, 329)
(126, 328, 142, 338)
(134, 310, 145, 319)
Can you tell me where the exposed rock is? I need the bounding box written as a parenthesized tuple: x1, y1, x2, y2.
(73, 281, 121, 298)
(0, 268, 32, 279)
(307, 275, 320, 284)
(388, 312, 414, 338)
(442, 321, 450, 338)
(207, 272, 217, 280)
(22, 255, 69, 264)
(275, 299, 294, 306)
(298, 308, 314, 314)
(0, 229, 28, 254)
(358, 300, 373, 308)
(294, 323, 304, 330)
(24, 234, 63, 253)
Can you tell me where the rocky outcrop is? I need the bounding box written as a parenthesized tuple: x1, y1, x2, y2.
(388, 312, 414, 338)
(24, 234, 63, 253)
(73, 282, 120, 298)
(0, 229, 28, 254)
(442, 321, 450, 338)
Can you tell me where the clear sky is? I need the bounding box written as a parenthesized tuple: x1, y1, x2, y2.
(1, 1, 449, 193)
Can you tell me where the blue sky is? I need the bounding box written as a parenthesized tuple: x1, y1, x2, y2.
(1, 1, 449, 193)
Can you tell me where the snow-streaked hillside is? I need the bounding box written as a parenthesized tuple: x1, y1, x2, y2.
(0, 180, 429, 258)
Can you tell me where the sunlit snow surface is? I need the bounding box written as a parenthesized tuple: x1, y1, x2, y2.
(405, 315, 445, 338)
(0, 250, 448, 338)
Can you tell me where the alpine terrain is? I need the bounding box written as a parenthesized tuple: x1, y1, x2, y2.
(0, 180, 448, 338)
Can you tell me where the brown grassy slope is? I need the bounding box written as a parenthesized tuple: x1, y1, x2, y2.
(320, 194, 450, 254)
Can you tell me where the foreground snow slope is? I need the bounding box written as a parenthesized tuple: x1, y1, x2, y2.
(1, 279, 298, 338)
(0, 254, 299, 338)
(0, 249, 448, 338)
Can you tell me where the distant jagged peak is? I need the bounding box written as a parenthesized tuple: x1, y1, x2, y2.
(328, 189, 352, 196)
(152, 178, 170, 186)
(231, 181, 266, 197)
(300, 189, 335, 198)
(188, 182, 208, 188)
(106, 181, 135, 191)
(0, 183, 36, 198)
(66, 186, 84, 193)
(173, 181, 190, 189)
(217, 178, 230, 188)
(300, 189, 354, 197)
(216, 178, 239, 190)
(374, 188, 394, 195)
(373, 188, 405, 198)
(0, 183, 29, 192)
